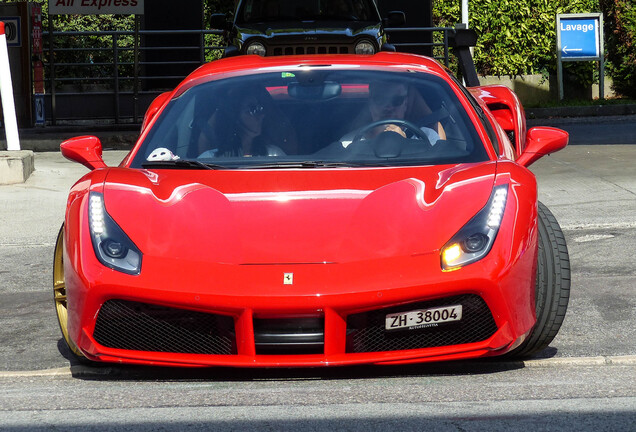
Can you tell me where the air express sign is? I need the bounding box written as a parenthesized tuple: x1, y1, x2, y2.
(49, 0, 144, 15)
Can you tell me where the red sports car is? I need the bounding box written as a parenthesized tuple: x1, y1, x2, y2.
(54, 52, 570, 367)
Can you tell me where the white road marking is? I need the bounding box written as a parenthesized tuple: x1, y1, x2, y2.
(573, 234, 616, 243)
(562, 222, 636, 231)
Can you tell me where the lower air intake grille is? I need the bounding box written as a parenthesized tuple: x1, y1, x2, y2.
(93, 300, 236, 355)
(346, 294, 497, 353)
(254, 316, 324, 355)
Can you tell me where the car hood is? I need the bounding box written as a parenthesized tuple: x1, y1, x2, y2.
(102, 164, 496, 265)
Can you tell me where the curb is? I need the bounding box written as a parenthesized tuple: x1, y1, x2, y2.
(526, 113, 636, 127)
(0, 150, 35, 184)
(0, 128, 139, 152)
(0, 367, 71, 378)
(527, 104, 636, 119)
(519, 355, 636, 368)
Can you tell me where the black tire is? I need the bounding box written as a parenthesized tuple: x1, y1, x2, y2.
(508, 202, 571, 357)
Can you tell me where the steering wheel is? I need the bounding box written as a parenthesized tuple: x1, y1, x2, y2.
(350, 119, 430, 144)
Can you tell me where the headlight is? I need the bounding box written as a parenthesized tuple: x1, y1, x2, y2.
(89, 192, 142, 275)
(441, 185, 508, 270)
(245, 42, 266, 56)
(355, 40, 375, 55)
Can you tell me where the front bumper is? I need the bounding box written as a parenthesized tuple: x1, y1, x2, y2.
(65, 247, 537, 367)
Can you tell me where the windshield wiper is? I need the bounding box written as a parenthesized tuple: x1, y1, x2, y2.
(246, 161, 373, 169)
(141, 160, 228, 170)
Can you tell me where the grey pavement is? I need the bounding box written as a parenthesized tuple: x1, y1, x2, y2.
(1, 365, 635, 431)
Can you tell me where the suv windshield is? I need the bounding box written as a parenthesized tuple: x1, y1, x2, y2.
(133, 68, 488, 169)
(237, 0, 379, 23)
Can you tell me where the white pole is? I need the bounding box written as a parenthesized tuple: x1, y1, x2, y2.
(0, 21, 21, 151)
(462, 0, 469, 28)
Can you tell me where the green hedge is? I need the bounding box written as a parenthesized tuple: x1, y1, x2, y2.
(48, 14, 137, 86)
(600, 0, 636, 98)
(434, 0, 600, 87)
(434, 0, 636, 98)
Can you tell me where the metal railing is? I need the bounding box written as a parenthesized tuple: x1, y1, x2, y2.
(44, 28, 225, 125)
(386, 26, 453, 67)
(42, 27, 453, 125)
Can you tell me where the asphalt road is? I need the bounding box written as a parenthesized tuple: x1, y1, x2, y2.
(0, 121, 634, 430)
(528, 114, 636, 145)
(1, 363, 635, 431)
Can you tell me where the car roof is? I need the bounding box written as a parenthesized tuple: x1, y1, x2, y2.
(175, 53, 450, 96)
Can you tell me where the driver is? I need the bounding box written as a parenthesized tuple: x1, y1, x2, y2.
(365, 81, 441, 145)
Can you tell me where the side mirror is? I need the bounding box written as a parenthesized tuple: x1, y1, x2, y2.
(384, 11, 406, 27)
(516, 127, 568, 168)
(380, 43, 397, 52)
(210, 13, 229, 30)
(223, 45, 241, 57)
(60, 136, 108, 171)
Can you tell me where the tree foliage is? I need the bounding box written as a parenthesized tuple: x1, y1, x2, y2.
(5, 1, 633, 97)
(434, 0, 636, 97)
(600, 0, 636, 98)
(205, 0, 235, 16)
(434, 0, 600, 87)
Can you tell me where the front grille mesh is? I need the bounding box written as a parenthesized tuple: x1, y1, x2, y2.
(93, 300, 236, 355)
(93, 296, 495, 357)
(346, 294, 497, 353)
(271, 45, 351, 56)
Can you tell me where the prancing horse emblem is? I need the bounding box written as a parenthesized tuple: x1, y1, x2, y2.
(284, 273, 293, 285)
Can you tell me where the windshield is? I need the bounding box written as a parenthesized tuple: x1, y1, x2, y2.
(132, 68, 488, 170)
(236, 0, 380, 23)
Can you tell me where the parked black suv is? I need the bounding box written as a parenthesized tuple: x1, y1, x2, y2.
(211, 0, 405, 57)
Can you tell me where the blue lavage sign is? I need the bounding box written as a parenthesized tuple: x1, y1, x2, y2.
(555, 13, 605, 100)
(558, 17, 600, 59)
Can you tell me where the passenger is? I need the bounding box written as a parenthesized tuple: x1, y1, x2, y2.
(198, 87, 295, 158)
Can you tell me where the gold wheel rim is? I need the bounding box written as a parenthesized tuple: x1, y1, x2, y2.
(53, 226, 84, 358)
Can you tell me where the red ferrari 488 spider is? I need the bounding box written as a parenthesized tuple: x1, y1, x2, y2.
(54, 52, 570, 367)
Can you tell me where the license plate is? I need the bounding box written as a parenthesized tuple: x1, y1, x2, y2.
(385, 305, 463, 331)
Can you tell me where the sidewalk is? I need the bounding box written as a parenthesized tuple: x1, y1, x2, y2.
(2, 103, 636, 153)
(0, 124, 140, 152)
(0, 125, 138, 184)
